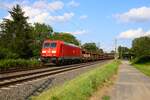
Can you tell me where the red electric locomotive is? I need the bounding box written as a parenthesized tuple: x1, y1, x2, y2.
(41, 40, 82, 65)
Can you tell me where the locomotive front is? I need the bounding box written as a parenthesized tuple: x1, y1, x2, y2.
(41, 40, 60, 64)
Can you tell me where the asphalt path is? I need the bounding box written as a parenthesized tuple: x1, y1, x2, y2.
(110, 61, 150, 100)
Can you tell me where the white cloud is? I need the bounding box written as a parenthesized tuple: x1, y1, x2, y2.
(48, 12, 74, 23)
(102, 45, 114, 53)
(1, 0, 74, 24)
(115, 7, 150, 23)
(26, 11, 74, 24)
(33, 0, 47, 9)
(68, 0, 80, 7)
(23, 6, 41, 17)
(79, 15, 88, 20)
(0, 0, 29, 10)
(28, 0, 64, 12)
(0, 2, 16, 10)
(118, 28, 150, 39)
(47, 1, 64, 12)
(0, 3, 11, 10)
(4, 14, 11, 19)
(31, 12, 49, 23)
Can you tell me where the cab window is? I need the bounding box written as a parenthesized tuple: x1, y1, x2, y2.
(43, 42, 57, 48)
(50, 43, 57, 48)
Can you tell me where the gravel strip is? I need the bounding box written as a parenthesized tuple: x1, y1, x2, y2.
(0, 60, 111, 100)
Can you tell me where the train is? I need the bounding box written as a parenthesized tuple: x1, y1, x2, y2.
(40, 40, 114, 65)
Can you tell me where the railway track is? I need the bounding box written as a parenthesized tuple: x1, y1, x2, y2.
(0, 60, 105, 88)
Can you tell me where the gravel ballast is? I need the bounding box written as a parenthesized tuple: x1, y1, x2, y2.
(0, 60, 111, 100)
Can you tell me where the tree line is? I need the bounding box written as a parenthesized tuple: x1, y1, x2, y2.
(0, 4, 103, 60)
(118, 36, 150, 63)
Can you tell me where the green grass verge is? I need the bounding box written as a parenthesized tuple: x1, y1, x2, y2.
(0, 59, 40, 70)
(102, 95, 110, 100)
(134, 62, 150, 76)
(31, 60, 121, 100)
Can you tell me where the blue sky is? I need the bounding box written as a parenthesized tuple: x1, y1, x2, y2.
(0, 0, 150, 52)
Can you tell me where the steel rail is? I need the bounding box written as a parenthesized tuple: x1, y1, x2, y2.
(0, 60, 106, 88)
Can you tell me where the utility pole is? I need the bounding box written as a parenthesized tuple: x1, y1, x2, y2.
(115, 38, 118, 60)
(97, 42, 100, 49)
(97, 42, 101, 53)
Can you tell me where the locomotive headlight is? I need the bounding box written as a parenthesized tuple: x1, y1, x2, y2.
(52, 50, 56, 53)
(42, 50, 46, 53)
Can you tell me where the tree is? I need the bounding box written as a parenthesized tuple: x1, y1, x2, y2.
(31, 23, 53, 57)
(111, 50, 115, 53)
(118, 46, 130, 59)
(49, 32, 80, 46)
(32, 23, 53, 40)
(132, 36, 150, 58)
(82, 42, 103, 53)
(98, 48, 104, 54)
(0, 4, 32, 58)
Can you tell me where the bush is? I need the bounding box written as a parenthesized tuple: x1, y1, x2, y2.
(0, 59, 40, 70)
(132, 56, 150, 64)
(0, 47, 19, 59)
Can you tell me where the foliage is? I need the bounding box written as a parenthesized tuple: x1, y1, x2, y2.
(0, 47, 19, 59)
(0, 4, 33, 58)
(0, 59, 40, 70)
(82, 42, 103, 53)
(134, 62, 150, 76)
(118, 46, 131, 59)
(132, 56, 150, 64)
(31, 28, 80, 57)
(32, 23, 53, 43)
(49, 32, 80, 46)
(110, 50, 115, 53)
(132, 36, 150, 58)
(31, 23, 53, 57)
(31, 60, 120, 100)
